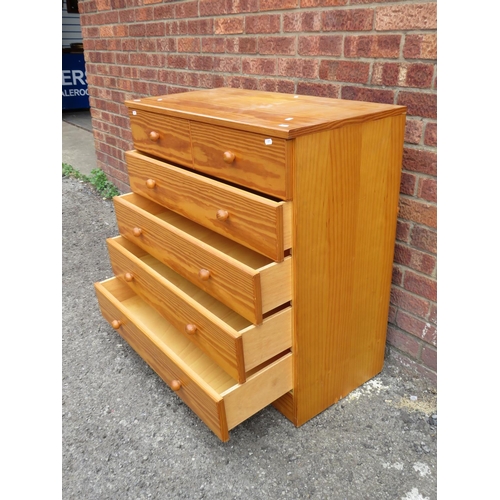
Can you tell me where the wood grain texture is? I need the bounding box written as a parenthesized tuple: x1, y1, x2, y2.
(129, 109, 192, 167)
(222, 353, 293, 430)
(125, 88, 406, 139)
(113, 193, 291, 324)
(271, 391, 295, 422)
(126, 150, 291, 261)
(94, 277, 292, 441)
(107, 236, 244, 383)
(282, 202, 292, 251)
(190, 122, 290, 200)
(284, 114, 405, 426)
(259, 257, 293, 312)
(240, 307, 292, 371)
(94, 89, 409, 440)
(94, 278, 230, 441)
(107, 235, 292, 382)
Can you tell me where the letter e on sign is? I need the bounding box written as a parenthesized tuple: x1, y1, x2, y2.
(62, 70, 73, 86)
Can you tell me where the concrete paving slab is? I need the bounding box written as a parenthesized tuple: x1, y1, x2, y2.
(62, 109, 93, 132)
(62, 119, 97, 177)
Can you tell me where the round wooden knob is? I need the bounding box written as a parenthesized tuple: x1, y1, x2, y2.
(132, 227, 142, 237)
(149, 131, 160, 142)
(185, 324, 197, 335)
(198, 269, 211, 281)
(146, 179, 156, 189)
(124, 272, 134, 282)
(111, 320, 121, 330)
(216, 209, 229, 221)
(223, 151, 235, 164)
(170, 380, 182, 391)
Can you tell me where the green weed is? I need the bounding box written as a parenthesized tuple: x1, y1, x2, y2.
(62, 162, 88, 181)
(87, 169, 121, 198)
(62, 163, 120, 199)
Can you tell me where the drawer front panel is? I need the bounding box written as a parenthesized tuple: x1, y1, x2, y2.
(94, 279, 230, 441)
(114, 194, 266, 324)
(190, 122, 291, 200)
(126, 150, 291, 261)
(106, 236, 246, 383)
(129, 110, 192, 166)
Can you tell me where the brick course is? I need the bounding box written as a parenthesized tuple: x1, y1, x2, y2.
(79, 0, 437, 384)
(344, 34, 401, 58)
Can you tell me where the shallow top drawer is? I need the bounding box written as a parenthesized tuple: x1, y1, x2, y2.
(128, 109, 192, 167)
(125, 150, 292, 261)
(190, 122, 292, 200)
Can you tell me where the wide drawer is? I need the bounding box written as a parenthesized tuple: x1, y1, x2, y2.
(125, 150, 292, 261)
(114, 193, 292, 324)
(190, 122, 292, 200)
(107, 235, 292, 383)
(128, 108, 193, 167)
(94, 277, 293, 442)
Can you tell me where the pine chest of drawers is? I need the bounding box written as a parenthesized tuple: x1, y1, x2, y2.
(94, 88, 406, 442)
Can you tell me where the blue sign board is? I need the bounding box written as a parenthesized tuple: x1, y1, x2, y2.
(62, 52, 90, 110)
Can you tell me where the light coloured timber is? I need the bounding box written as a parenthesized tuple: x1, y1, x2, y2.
(273, 114, 405, 426)
(125, 149, 291, 261)
(94, 277, 292, 442)
(221, 352, 293, 430)
(282, 200, 292, 251)
(240, 308, 291, 371)
(107, 235, 292, 383)
(113, 193, 292, 324)
(128, 110, 193, 166)
(125, 88, 407, 139)
(95, 277, 228, 440)
(259, 257, 293, 313)
(190, 121, 290, 200)
(94, 88, 407, 441)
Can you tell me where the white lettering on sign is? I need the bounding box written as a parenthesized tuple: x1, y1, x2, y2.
(62, 70, 72, 85)
(72, 70, 86, 85)
(62, 69, 87, 86)
(62, 88, 89, 97)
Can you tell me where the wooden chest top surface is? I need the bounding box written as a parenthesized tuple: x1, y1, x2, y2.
(125, 88, 406, 139)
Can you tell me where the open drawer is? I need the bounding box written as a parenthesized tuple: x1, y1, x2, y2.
(125, 150, 292, 262)
(113, 193, 292, 324)
(94, 277, 293, 442)
(107, 235, 292, 383)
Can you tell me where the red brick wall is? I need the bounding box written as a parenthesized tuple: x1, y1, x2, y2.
(79, 0, 437, 384)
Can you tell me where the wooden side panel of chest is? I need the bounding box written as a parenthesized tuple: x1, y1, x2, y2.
(273, 114, 406, 426)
